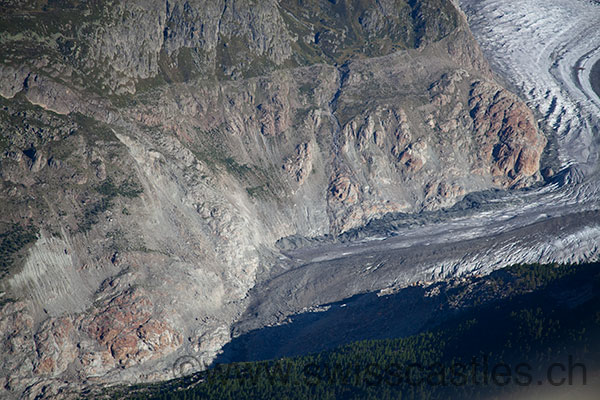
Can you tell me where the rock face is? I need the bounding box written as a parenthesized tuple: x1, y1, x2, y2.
(0, 0, 547, 398)
(283, 143, 313, 185)
(469, 81, 547, 186)
(85, 288, 182, 369)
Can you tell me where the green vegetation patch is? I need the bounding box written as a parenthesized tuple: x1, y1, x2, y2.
(212, 0, 460, 79)
(189, 126, 286, 199)
(96, 179, 143, 199)
(77, 178, 143, 233)
(280, 0, 458, 66)
(0, 223, 38, 279)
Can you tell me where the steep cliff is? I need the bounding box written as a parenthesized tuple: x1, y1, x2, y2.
(0, 0, 547, 398)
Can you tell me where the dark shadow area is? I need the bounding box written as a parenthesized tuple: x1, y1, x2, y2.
(591, 58, 600, 100)
(215, 261, 600, 366)
(214, 283, 456, 364)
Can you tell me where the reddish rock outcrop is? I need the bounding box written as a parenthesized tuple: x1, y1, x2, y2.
(283, 143, 313, 184)
(397, 140, 428, 173)
(86, 288, 181, 368)
(329, 174, 359, 204)
(469, 81, 546, 186)
(257, 92, 291, 136)
(33, 318, 78, 376)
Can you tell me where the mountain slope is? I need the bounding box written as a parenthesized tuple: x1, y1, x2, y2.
(0, 1, 548, 398)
